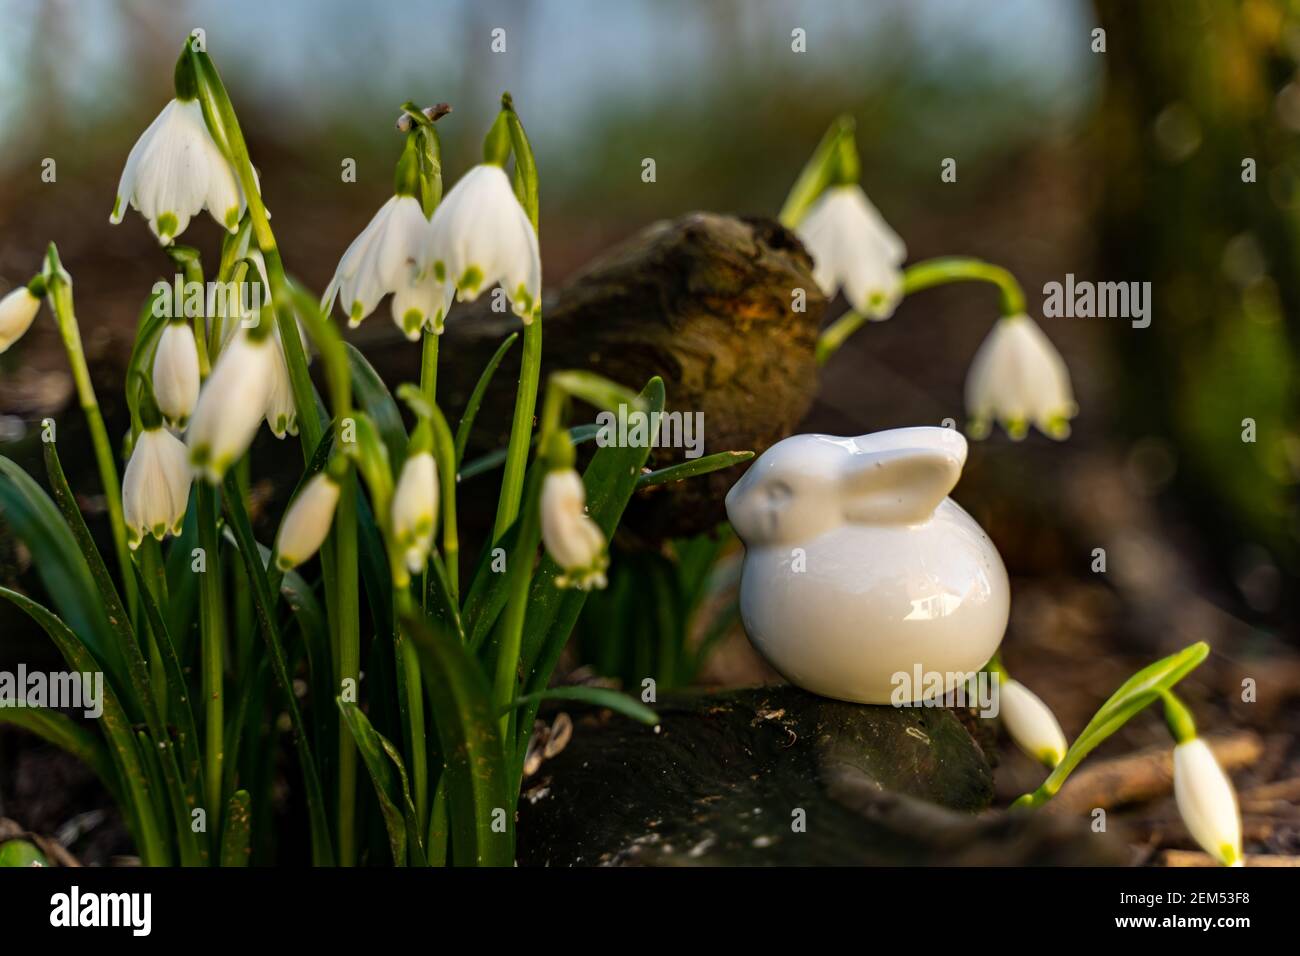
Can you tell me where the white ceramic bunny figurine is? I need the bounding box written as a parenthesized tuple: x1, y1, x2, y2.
(725, 426, 1009, 705)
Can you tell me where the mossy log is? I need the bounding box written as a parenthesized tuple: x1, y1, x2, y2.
(516, 686, 1125, 866)
(365, 212, 826, 542)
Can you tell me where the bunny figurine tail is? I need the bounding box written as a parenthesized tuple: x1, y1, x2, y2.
(725, 427, 1009, 705)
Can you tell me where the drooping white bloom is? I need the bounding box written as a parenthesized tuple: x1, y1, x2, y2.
(964, 314, 1077, 441)
(325, 195, 438, 340)
(998, 678, 1068, 769)
(429, 164, 541, 324)
(186, 329, 276, 482)
(110, 98, 245, 245)
(391, 451, 439, 573)
(540, 469, 608, 590)
(796, 184, 907, 319)
(264, 333, 298, 439)
(275, 473, 340, 571)
(0, 285, 42, 354)
(122, 427, 192, 548)
(1174, 738, 1243, 867)
(152, 322, 200, 429)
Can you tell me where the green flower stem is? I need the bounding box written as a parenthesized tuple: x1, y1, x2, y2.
(429, 404, 459, 603)
(189, 38, 362, 865)
(334, 471, 360, 866)
(1161, 690, 1198, 745)
(136, 538, 169, 723)
(778, 115, 856, 229)
(490, 93, 542, 545)
(42, 245, 137, 619)
(815, 256, 1028, 366)
(419, 330, 438, 611)
(492, 318, 542, 542)
(196, 481, 225, 823)
(492, 381, 564, 742)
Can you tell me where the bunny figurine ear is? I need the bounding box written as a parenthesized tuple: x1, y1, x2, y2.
(839, 429, 966, 525)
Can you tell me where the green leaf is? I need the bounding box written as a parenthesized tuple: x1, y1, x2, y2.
(512, 378, 666, 764)
(401, 609, 513, 866)
(42, 440, 163, 732)
(0, 587, 168, 865)
(337, 699, 426, 866)
(130, 562, 203, 802)
(0, 456, 121, 684)
(0, 840, 48, 867)
(502, 686, 659, 726)
(346, 343, 407, 469)
(221, 473, 335, 866)
(220, 790, 252, 866)
(455, 332, 518, 467)
(636, 450, 754, 489)
(1024, 642, 1211, 807)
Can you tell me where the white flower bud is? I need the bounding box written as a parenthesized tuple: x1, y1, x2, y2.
(1174, 738, 1243, 867)
(152, 322, 200, 429)
(275, 473, 340, 571)
(186, 330, 276, 482)
(998, 678, 1068, 769)
(540, 469, 608, 590)
(122, 427, 192, 548)
(110, 98, 246, 245)
(965, 315, 1076, 440)
(0, 285, 42, 354)
(391, 451, 439, 573)
(429, 164, 541, 324)
(796, 184, 906, 319)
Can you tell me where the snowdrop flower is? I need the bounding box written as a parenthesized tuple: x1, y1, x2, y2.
(186, 328, 276, 482)
(540, 469, 608, 590)
(275, 473, 340, 571)
(964, 314, 1077, 441)
(429, 164, 541, 324)
(326, 195, 438, 340)
(110, 98, 245, 245)
(123, 425, 192, 548)
(796, 184, 907, 319)
(391, 450, 439, 573)
(264, 330, 299, 439)
(997, 678, 1068, 769)
(1174, 738, 1243, 867)
(0, 282, 43, 354)
(152, 321, 200, 429)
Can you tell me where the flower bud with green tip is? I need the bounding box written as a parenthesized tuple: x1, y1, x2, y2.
(539, 432, 607, 591)
(186, 309, 277, 482)
(0, 277, 45, 354)
(274, 460, 346, 571)
(996, 673, 1068, 769)
(152, 318, 200, 429)
(123, 380, 193, 548)
(964, 314, 1076, 440)
(391, 421, 440, 574)
(1164, 692, 1243, 867)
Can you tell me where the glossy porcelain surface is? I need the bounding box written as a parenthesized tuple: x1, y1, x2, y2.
(725, 427, 1008, 704)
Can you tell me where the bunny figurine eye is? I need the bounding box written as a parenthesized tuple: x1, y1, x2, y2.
(725, 426, 1009, 705)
